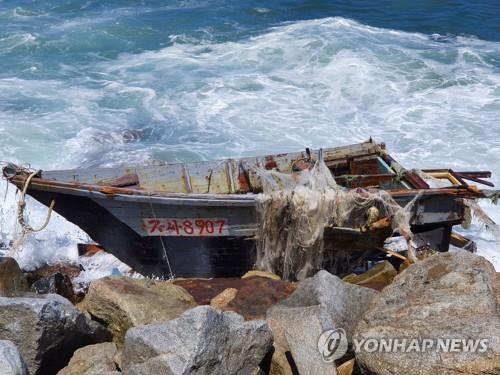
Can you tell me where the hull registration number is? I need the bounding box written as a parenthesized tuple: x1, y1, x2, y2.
(143, 218, 229, 236)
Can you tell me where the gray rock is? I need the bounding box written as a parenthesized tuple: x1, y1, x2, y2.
(0, 294, 112, 375)
(281, 305, 338, 374)
(266, 270, 377, 375)
(0, 340, 29, 375)
(269, 270, 377, 341)
(355, 250, 500, 375)
(122, 306, 273, 375)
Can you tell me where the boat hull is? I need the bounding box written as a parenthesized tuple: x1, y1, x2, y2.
(25, 185, 464, 279)
(28, 189, 257, 278)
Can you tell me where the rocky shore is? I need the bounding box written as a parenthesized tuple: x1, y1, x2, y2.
(0, 250, 499, 374)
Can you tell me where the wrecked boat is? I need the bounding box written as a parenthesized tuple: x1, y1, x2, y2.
(2, 140, 496, 279)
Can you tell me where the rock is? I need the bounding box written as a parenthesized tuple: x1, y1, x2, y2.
(0, 257, 29, 296)
(210, 288, 238, 310)
(337, 358, 355, 375)
(224, 277, 297, 320)
(269, 270, 377, 342)
(24, 261, 82, 285)
(267, 270, 377, 375)
(269, 348, 295, 375)
(82, 276, 197, 346)
(242, 270, 281, 280)
(31, 272, 77, 303)
(251, 367, 266, 375)
(343, 261, 397, 290)
(57, 342, 119, 375)
(0, 340, 29, 375)
(174, 277, 245, 304)
(122, 306, 273, 374)
(355, 250, 500, 375)
(273, 304, 338, 374)
(495, 273, 500, 307)
(176, 277, 296, 320)
(0, 294, 112, 375)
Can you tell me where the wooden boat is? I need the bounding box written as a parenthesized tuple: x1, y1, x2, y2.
(2, 140, 494, 279)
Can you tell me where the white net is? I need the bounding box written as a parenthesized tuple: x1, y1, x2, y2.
(255, 155, 421, 280)
(462, 199, 500, 238)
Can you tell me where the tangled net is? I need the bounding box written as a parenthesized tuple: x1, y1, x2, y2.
(255, 156, 421, 280)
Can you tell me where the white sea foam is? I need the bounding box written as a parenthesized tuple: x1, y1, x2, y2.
(0, 33, 38, 53)
(0, 17, 499, 276)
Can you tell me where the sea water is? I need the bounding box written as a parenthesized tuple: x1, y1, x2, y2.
(0, 0, 499, 275)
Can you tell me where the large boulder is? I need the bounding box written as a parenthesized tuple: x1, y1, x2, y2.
(122, 306, 273, 374)
(81, 276, 197, 345)
(57, 342, 119, 375)
(268, 270, 378, 342)
(270, 304, 338, 374)
(0, 257, 29, 296)
(267, 270, 377, 374)
(0, 294, 111, 375)
(0, 340, 29, 375)
(355, 250, 500, 375)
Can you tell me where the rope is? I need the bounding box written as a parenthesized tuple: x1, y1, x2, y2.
(17, 170, 55, 236)
(148, 196, 174, 280)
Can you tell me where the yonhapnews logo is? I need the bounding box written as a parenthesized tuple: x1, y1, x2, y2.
(353, 337, 489, 353)
(317, 328, 349, 362)
(317, 328, 489, 362)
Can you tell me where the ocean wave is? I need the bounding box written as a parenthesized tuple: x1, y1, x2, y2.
(0, 33, 38, 54)
(1, 16, 499, 273)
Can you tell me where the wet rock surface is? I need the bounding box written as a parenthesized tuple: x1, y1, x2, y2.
(223, 277, 297, 320)
(173, 277, 246, 304)
(0, 340, 29, 375)
(177, 276, 297, 320)
(0, 294, 111, 375)
(355, 251, 500, 375)
(82, 276, 197, 346)
(122, 306, 273, 375)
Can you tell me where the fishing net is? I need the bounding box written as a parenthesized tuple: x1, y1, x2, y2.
(254, 156, 420, 280)
(462, 199, 500, 238)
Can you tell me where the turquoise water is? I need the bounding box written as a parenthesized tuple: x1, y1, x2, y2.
(1, 1, 500, 168)
(1, 1, 500, 270)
